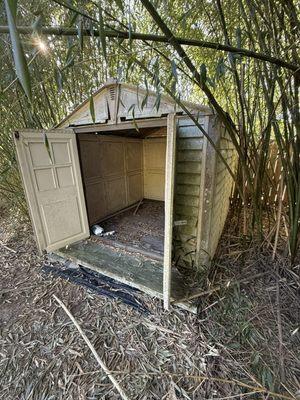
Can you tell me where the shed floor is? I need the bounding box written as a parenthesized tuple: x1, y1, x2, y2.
(55, 240, 197, 313)
(95, 199, 164, 258)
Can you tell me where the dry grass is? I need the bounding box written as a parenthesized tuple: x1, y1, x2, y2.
(0, 208, 299, 399)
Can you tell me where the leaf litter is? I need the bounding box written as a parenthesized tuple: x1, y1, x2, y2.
(0, 209, 299, 399)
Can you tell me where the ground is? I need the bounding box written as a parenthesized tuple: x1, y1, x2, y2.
(0, 209, 299, 400)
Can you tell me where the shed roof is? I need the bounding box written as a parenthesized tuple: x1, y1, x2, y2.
(57, 80, 212, 128)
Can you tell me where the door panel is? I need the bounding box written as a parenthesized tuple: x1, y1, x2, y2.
(15, 129, 89, 252)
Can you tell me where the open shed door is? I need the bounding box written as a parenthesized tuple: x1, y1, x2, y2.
(14, 129, 89, 253)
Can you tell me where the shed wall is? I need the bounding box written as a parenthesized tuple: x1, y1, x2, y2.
(208, 127, 237, 257)
(78, 134, 143, 224)
(143, 138, 166, 201)
(173, 117, 205, 266)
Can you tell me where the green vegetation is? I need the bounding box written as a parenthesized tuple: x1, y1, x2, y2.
(0, 0, 299, 260)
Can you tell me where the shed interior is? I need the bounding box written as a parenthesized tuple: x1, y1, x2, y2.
(77, 126, 167, 260)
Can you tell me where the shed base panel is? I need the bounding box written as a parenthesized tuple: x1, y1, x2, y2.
(54, 240, 198, 313)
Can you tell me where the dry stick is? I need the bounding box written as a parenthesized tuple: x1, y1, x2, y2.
(53, 295, 131, 400)
(0, 240, 16, 253)
(133, 198, 143, 215)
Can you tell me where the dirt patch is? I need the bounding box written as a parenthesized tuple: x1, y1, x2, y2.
(0, 210, 299, 399)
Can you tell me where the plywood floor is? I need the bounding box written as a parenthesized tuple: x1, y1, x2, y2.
(56, 239, 197, 312)
(98, 199, 164, 257)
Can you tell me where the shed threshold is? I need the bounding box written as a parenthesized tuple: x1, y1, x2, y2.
(53, 240, 198, 313)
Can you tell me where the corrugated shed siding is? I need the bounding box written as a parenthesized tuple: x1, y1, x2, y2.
(174, 118, 204, 266)
(209, 128, 237, 257)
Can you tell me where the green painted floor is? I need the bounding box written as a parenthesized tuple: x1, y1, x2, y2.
(55, 239, 193, 304)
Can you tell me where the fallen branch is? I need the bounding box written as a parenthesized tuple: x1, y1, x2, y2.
(53, 295, 130, 400)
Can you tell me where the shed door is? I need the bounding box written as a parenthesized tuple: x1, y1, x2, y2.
(14, 129, 89, 253)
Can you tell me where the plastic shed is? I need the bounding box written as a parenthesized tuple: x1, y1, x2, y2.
(14, 80, 237, 312)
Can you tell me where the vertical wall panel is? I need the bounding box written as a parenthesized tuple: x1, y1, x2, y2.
(143, 138, 166, 201)
(173, 117, 205, 267)
(207, 125, 237, 258)
(78, 134, 143, 224)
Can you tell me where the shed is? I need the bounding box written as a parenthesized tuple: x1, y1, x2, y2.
(14, 80, 237, 312)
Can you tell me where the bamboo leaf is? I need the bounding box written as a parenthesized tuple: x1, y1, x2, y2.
(117, 66, 123, 81)
(63, 55, 75, 70)
(119, 97, 125, 108)
(126, 57, 134, 79)
(77, 16, 83, 51)
(171, 78, 176, 94)
(31, 15, 43, 35)
(171, 60, 178, 82)
(65, 42, 76, 62)
(43, 132, 53, 163)
(127, 104, 139, 131)
(131, 108, 139, 132)
(144, 76, 148, 92)
(4, 0, 32, 101)
(128, 103, 136, 113)
(154, 92, 161, 111)
(206, 76, 215, 88)
(98, 2, 107, 60)
(128, 6, 133, 49)
(236, 27, 242, 49)
(89, 20, 94, 38)
(69, 11, 78, 27)
(89, 93, 95, 123)
(63, 43, 76, 70)
(54, 67, 63, 92)
(114, 0, 124, 12)
(215, 57, 226, 80)
(200, 63, 207, 85)
(141, 94, 148, 110)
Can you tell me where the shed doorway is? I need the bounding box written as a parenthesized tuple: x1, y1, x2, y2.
(77, 127, 167, 261)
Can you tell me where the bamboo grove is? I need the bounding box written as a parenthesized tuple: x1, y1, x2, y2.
(0, 0, 299, 261)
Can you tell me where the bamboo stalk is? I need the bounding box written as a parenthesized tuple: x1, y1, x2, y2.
(0, 25, 298, 72)
(53, 295, 130, 400)
(272, 179, 284, 260)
